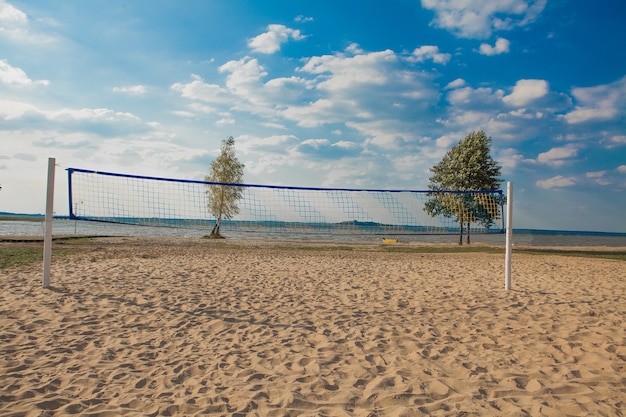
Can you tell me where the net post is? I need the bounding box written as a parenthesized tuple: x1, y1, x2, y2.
(504, 182, 513, 290)
(43, 157, 56, 288)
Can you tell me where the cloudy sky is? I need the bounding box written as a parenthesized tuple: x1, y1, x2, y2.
(1, 0, 625, 232)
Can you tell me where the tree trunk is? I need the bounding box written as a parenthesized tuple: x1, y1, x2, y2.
(210, 214, 223, 238)
(466, 222, 471, 245)
(458, 217, 464, 245)
(211, 197, 225, 238)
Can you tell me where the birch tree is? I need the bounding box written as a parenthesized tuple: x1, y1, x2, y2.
(205, 136, 244, 238)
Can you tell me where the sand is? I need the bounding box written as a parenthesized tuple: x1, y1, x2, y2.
(1, 238, 625, 416)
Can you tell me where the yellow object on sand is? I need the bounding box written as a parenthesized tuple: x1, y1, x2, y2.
(382, 238, 399, 243)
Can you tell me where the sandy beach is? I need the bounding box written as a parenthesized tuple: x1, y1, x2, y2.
(1, 238, 625, 416)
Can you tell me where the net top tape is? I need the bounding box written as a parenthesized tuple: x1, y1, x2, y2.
(67, 168, 503, 195)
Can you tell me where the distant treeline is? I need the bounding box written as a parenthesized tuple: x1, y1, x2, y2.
(0, 213, 44, 222)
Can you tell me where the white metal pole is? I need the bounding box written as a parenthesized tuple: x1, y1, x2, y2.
(505, 181, 513, 290)
(43, 157, 56, 288)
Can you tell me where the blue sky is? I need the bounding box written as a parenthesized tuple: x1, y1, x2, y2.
(1, 0, 625, 232)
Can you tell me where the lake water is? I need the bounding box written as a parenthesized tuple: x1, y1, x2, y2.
(2, 219, 626, 247)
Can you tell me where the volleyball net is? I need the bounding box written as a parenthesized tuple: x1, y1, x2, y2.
(67, 168, 505, 239)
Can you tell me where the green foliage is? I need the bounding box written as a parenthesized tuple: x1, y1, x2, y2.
(205, 137, 245, 238)
(425, 130, 503, 244)
(428, 130, 502, 191)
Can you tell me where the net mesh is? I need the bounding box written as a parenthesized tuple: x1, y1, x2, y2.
(67, 168, 505, 238)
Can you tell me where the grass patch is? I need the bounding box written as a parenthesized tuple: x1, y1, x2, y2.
(379, 245, 503, 254)
(165, 239, 626, 261)
(0, 238, 93, 269)
(0, 246, 43, 269)
(273, 244, 356, 252)
(513, 248, 626, 261)
(269, 243, 625, 260)
(208, 241, 625, 260)
(2, 238, 623, 270)
(381, 245, 625, 260)
(0, 215, 43, 222)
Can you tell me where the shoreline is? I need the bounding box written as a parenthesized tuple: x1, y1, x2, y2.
(3, 218, 626, 251)
(2, 216, 626, 236)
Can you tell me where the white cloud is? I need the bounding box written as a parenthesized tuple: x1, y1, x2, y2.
(607, 135, 626, 147)
(503, 108, 540, 119)
(0, 98, 39, 119)
(262, 122, 287, 130)
(345, 43, 364, 55)
(300, 138, 329, 148)
(445, 78, 466, 89)
(248, 24, 305, 54)
(299, 50, 397, 90)
(421, 0, 547, 39)
(215, 116, 235, 126)
(295, 15, 314, 23)
(264, 76, 313, 106)
(564, 107, 618, 124)
(170, 74, 231, 104)
(617, 165, 626, 174)
(285, 49, 439, 133)
(112, 85, 147, 95)
(334, 140, 358, 150)
(536, 145, 577, 166)
(497, 147, 527, 169)
(408, 45, 451, 64)
(503, 79, 548, 106)
(219, 57, 268, 99)
(586, 171, 611, 186)
(586, 171, 606, 178)
(171, 46, 439, 154)
(236, 134, 300, 161)
(0, 0, 27, 41)
(0, 59, 49, 86)
(0, 97, 149, 137)
(446, 110, 493, 129)
(171, 110, 196, 118)
(239, 134, 296, 149)
(434, 134, 459, 149)
(536, 175, 576, 189)
(447, 85, 504, 107)
(280, 99, 336, 128)
(563, 76, 626, 124)
(0, 0, 57, 43)
(479, 37, 510, 55)
(0, 0, 27, 24)
(264, 76, 311, 91)
(49, 107, 141, 123)
(296, 138, 361, 160)
(188, 103, 216, 114)
(443, 83, 514, 137)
